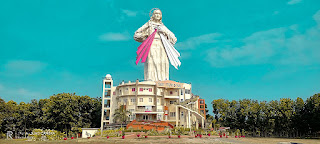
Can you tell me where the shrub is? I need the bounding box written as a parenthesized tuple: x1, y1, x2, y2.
(241, 129, 246, 136)
(235, 129, 241, 136)
(160, 128, 171, 136)
(0, 132, 6, 139)
(28, 129, 65, 141)
(147, 129, 159, 136)
(173, 127, 190, 135)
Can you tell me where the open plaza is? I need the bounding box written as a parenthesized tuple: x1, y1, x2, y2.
(2, 135, 320, 144)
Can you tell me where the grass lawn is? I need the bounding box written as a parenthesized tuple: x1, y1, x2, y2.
(1, 136, 319, 144)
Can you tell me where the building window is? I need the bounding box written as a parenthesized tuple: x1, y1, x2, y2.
(169, 112, 176, 117)
(185, 89, 190, 94)
(105, 83, 111, 88)
(131, 98, 136, 103)
(157, 98, 160, 103)
(149, 98, 152, 102)
(181, 112, 184, 117)
(181, 90, 183, 95)
(132, 88, 135, 91)
(119, 89, 122, 94)
(129, 109, 135, 121)
(149, 88, 152, 92)
(181, 99, 184, 102)
(157, 114, 162, 120)
(124, 99, 127, 103)
(200, 105, 204, 108)
(139, 98, 143, 102)
(139, 88, 143, 91)
(200, 110, 204, 114)
(170, 100, 175, 104)
(200, 100, 204, 104)
(170, 91, 173, 95)
(126, 88, 128, 91)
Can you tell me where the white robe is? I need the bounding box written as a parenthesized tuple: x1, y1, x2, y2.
(134, 20, 179, 81)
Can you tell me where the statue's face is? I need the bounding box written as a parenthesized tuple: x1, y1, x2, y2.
(153, 10, 162, 21)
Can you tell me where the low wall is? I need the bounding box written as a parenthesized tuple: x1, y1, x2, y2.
(126, 120, 174, 131)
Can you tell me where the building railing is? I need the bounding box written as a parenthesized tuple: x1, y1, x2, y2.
(135, 107, 157, 112)
(117, 101, 129, 106)
(177, 97, 198, 106)
(174, 99, 205, 118)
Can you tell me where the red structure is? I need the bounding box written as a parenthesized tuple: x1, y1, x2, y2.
(126, 120, 174, 131)
(198, 99, 206, 119)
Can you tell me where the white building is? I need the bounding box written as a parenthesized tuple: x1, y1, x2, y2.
(100, 74, 206, 131)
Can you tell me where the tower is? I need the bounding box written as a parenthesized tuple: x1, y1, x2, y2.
(100, 74, 113, 131)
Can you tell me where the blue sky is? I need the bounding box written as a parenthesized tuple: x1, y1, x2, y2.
(1, 0, 320, 115)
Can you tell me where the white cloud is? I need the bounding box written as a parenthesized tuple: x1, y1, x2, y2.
(1, 60, 47, 76)
(287, 0, 302, 5)
(99, 32, 130, 41)
(0, 84, 4, 91)
(313, 10, 320, 25)
(0, 84, 42, 102)
(180, 52, 191, 59)
(205, 10, 320, 67)
(175, 33, 221, 50)
(117, 9, 147, 23)
(273, 11, 279, 15)
(17, 88, 42, 98)
(121, 9, 138, 17)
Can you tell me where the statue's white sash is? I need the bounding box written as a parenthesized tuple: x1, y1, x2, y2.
(160, 33, 181, 69)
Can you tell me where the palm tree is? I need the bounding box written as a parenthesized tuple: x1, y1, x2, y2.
(113, 105, 131, 127)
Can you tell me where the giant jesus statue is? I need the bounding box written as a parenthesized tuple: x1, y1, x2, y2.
(134, 8, 181, 81)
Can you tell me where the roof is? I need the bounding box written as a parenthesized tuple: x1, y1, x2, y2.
(82, 128, 100, 130)
(219, 127, 230, 130)
(157, 80, 181, 84)
(155, 80, 185, 88)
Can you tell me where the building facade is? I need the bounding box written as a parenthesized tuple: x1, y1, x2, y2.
(101, 74, 206, 131)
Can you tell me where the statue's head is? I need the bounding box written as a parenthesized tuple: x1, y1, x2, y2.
(150, 8, 162, 22)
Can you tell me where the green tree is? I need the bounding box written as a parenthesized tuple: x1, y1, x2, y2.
(292, 97, 305, 137)
(0, 97, 6, 129)
(16, 102, 32, 137)
(304, 93, 320, 136)
(204, 104, 210, 119)
(113, 105, 131, 127)
(1, 100, 19, 132)
(42, 93, 101, 136)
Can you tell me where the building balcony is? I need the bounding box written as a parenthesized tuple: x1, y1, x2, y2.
(134, 107, 163, 114)
(136, 107, 156, 112)
(164, 95, 180, 99)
